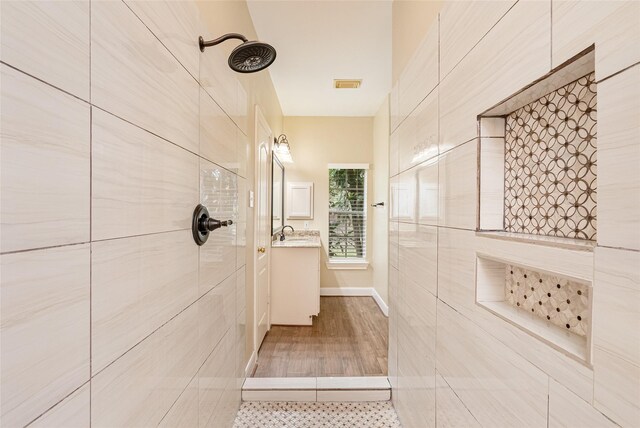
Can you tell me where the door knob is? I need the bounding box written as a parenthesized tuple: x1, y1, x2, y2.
(192, 204, 233, 246)
(258, 247, 266, 253)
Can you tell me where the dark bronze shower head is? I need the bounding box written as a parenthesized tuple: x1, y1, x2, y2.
(199, 33, 276, 73)
(228, 41, 276, 73)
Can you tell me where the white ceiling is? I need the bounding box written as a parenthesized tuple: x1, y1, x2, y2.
(247, 1, 392, 116)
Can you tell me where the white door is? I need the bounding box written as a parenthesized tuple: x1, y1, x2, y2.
(254, 106, 271, 351)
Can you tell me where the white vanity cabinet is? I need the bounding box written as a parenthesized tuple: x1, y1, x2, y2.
(270, 235, 320, 325)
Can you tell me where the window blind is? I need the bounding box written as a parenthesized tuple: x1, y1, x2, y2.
(328, 168, 367, 260)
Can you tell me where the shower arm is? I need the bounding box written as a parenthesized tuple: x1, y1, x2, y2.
(199, 33, 248, 52)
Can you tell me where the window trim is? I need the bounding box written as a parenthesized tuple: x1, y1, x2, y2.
(326, 259, 369, 270)
(328, 165, 368, 261)
(327, 163, 369, 170)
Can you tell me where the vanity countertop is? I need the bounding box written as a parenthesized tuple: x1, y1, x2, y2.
(271, 230, 321, 248)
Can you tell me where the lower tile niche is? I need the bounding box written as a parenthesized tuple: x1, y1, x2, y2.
(505, 265, 589, 336)
(476, 256, 592, 365)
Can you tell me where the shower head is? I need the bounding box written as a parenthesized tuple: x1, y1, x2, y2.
(199, 33, 276, 73)
(228, 41, 276, 73)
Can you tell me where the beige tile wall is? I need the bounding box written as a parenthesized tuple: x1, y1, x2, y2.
(395, 273, 437, 427)
(593, 247, 640, 426)
(1, 65, 91, 253)
(439, 1, 551, 153)
(0, 0, 251, 425)
(389, 1, 639, 427)
(434, 372, 481, 428)
(0, 1, 90, 100)
(597, 66, 640, 251)
(91, 1, 200, 154)
(0, 245, 90, 427)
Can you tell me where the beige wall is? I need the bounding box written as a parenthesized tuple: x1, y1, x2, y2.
(392, 0, 442, 83)
(282, 116, 375, 289)
(198, 0, 284, 382)
(389, 1, 640, 427)
(372, 97, 390, 304)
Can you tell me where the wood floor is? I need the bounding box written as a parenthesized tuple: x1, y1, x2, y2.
(252, 296, 388, 377)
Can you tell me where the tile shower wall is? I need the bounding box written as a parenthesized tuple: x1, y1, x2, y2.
(1, 1, 250, 426)
(389, 1, 639, 427)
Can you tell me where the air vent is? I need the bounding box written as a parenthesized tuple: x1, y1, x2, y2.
(334, 79, 362, 89)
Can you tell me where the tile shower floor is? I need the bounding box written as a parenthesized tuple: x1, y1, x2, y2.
(232, 401, 402, 428)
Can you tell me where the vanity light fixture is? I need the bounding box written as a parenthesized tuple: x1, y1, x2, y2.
(274, 134, 293, 163)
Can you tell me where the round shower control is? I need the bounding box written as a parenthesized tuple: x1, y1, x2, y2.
(192, 204, 233, 246)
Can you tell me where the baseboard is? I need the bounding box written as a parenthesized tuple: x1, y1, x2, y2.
(244, 350, 257, 378)
(371, 289, 389, 317)
(320, 287, 388, 317)
(320, 287, 373, 296)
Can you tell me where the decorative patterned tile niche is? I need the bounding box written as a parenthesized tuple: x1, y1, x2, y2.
(476, 255, 592, 365)
(505, 265, 589, 336)
(504, 73, 597, 240)
(478, 48, 598, 243)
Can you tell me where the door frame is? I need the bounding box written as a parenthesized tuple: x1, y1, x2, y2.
(253, 104, 273, 358)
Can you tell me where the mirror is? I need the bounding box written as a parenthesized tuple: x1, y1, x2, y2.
(271, 152, 284, 235)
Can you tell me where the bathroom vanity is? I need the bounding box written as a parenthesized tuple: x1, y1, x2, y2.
(270, 231, 321, 325)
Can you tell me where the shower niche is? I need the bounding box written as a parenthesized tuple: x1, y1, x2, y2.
(478, 47, 597, 242)
(476, 255, 592, 364)
(475, 48, 597, 365)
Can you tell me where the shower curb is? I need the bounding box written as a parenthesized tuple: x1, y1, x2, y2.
(242, 376, 391, 402)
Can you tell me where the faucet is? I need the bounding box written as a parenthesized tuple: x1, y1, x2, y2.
(280, 225, 295, 241)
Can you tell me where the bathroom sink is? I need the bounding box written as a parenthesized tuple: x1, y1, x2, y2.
(273, 231, 321, 248)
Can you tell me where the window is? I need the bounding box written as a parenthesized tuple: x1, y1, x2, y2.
(328, 165, 367, 262)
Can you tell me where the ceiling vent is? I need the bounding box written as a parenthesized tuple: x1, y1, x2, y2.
(334, 79, 362, 89)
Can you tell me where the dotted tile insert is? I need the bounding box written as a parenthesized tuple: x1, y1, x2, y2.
(505, 265, 589, 336)
(233, 401, 402, 428)
(504, 72, 597, 240)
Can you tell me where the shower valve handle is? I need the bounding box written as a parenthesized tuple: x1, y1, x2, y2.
(201, 217, 233, 232)
(192, 204, 232, 246)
